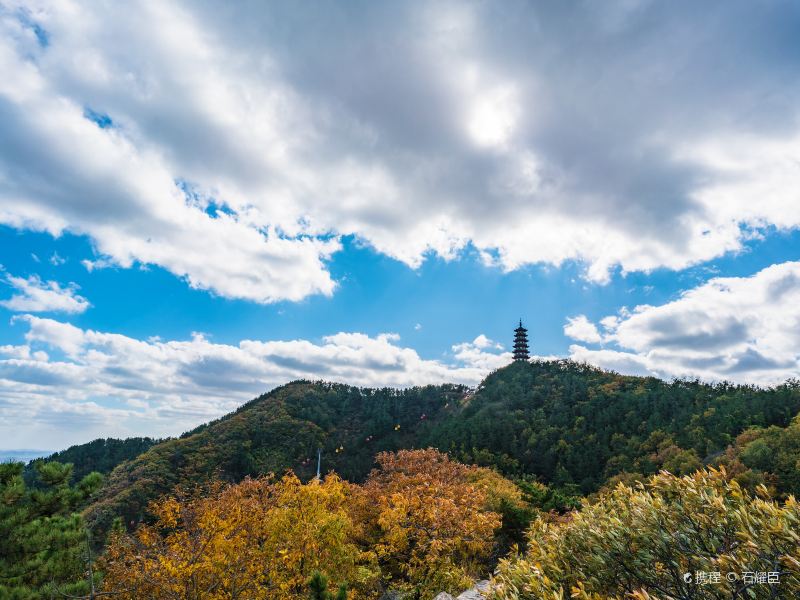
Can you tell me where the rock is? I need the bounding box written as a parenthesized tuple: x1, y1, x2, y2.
(433, 594, 454, 600)
(455, 580, 491, 600)
(378, 592, 408, 600)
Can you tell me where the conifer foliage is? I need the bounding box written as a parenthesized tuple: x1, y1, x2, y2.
(86, 363, 800, 539)
(308, 572, 347, 600)
(5, 364, 800, 599)
(0, 461, 103, 599)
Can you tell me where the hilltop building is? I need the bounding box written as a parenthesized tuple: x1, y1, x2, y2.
(513, 320, 530, 361)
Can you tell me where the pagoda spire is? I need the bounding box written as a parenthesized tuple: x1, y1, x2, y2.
(513, 319, 530, 362)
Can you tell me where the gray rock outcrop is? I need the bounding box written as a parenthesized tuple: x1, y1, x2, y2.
(455, 580, 490, 600)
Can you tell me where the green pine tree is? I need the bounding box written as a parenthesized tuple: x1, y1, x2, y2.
(308, 571, 347, 600)
(308, 571, 329, 600)
(334, 584, 348, 600)
(0, 461, 102, 599)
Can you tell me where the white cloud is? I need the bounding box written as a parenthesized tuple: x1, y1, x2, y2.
(677, 131, 800, 233)
(0, 315, 511, 448)
(1, 1, 799, 301)
(0, 1, 338, 304)
(0, 344, 48, 361)
(452, 335, 509, 370)
(568, 261, 800, 384)
(0, 273, 90, 314)
(568, 344, 653, 378)
(563, 315, 603, 344)
(471, 334, 501, 349)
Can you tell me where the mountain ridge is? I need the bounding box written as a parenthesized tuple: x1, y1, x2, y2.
(84, 360, 800, 536)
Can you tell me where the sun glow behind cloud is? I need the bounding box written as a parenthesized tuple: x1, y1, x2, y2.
(466, 83, 520, 149)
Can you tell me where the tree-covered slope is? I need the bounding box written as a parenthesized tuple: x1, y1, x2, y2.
(717, 412, 800, 498)
(86, 381, 466, 534)
(424, 360, 800, 492)
(25, 437, 158, 485)
(85, 361, 800, 536)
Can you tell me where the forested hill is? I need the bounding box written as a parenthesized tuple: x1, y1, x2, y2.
(86, 381, 468, 534)
(422, 360, 800, 491)
(85, 360, 800, 535)
(25, 437, 158, 485)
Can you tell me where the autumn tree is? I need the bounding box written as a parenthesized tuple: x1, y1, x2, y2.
(357, 449, 503, 598)
(102, 474, 378, 600)
(492, 468, 800, 600)
(103, 450, 521, 599)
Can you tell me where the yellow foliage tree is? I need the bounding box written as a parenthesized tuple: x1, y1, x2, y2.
(102, 450, 519, 599)
(466, 465, 526, 515)
(357, 449, 502, 598)
(102, 474, 378, 600)
(491, 468, 800, 600)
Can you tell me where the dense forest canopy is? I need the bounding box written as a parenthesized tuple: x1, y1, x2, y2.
(101, 449, 516, 599)
(424, 361, 800, 491)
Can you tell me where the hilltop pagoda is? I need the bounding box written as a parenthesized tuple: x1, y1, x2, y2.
(513, 320, 530, 362)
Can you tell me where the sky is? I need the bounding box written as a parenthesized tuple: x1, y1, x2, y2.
(1, 0, 800, 451)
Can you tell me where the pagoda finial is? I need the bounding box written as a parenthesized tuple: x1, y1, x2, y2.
(513, 320, 530, 362)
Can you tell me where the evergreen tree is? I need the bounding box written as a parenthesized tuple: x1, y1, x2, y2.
(308, 571, 347, 600)
(308, 571, 328, 600)
(0, 461, 102, 599)
(86, 366, 800, 538)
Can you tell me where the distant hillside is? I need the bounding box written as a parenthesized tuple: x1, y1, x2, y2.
(26, 437, 159, 485)
(85, 361, 800, 536)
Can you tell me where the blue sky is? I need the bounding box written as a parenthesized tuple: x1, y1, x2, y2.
(4, 225, 800, 359)
(1, 0, 800, 450)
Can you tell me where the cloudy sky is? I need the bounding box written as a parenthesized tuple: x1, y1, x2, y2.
(2, 0, 800, 450)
